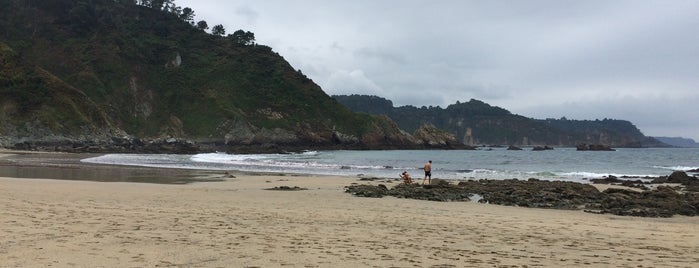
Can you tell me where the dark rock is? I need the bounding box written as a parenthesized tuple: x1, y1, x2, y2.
(426, 178, 450, 187)
(591, 176, 623, 184)
(344, 184, 389, 198)
(685, 183, 699, 192)
(651, 176, 669, 184)
(577, 144, 615, 151)
(507, 145, 523, 150)
(621, 180, 650, 190)
(668, 171, 692, 183)
(652, 171, 699, 191)
(457, 179, 601, 209)
(344, 182, 471, 201)
(358, 177, 383, 181)
(345, 174, 699, 217)
(532, 146, 554, 151)
(591, 176, 649, 190)
(390, 183, 471, 202)
(591, 186, 699, 217)
(12, 142, 32, 150)
(265, 186, 308, 191)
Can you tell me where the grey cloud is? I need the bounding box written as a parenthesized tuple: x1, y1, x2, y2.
(353, 47, 407, 65)
(325, 69, 384, 95)
(234, 5, 259, 25)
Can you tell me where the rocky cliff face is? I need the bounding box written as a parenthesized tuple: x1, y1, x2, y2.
(413, 124, 465, 148)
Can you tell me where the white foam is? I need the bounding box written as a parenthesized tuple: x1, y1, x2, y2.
(82, 154, 198, 170)
(469, 169, 498, 174)
(559, 171, 657, 178)
(189, 152, 390, 171)
(191, 152, 253, 163)
(653, 165, 699, 171)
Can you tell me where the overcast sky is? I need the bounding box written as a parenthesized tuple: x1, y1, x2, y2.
(178, 0, 699, 140)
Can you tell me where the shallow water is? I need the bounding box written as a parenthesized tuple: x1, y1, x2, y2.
(82, 148, 699, 183)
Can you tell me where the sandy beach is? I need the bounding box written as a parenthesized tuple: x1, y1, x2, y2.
(1, 154, 698, 267)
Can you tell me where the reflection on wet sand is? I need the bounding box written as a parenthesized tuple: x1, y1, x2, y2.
(0, 152, 225, 184)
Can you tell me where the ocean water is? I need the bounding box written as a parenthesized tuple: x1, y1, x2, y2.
(81, 148, 699, 183)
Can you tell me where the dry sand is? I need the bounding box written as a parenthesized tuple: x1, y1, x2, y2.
(1, 171, 698, 267)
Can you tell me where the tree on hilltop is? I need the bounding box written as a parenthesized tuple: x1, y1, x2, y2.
(211, 24, 226, 36)
(228, 29, 256, 45)
(196, 20, 208, 31)
(180, 7, 195, 23)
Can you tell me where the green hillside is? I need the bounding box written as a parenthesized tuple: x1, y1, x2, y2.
(0, 0, 429, 151)
(333, 94, 667, 147)
(0, 42, 118, 140)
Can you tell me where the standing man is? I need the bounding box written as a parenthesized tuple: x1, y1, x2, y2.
(422, 160, 432, 185)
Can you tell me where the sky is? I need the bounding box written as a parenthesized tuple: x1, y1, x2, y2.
(177, 0, 699, 140)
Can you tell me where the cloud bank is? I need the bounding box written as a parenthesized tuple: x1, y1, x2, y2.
(179, 0, 699, 140)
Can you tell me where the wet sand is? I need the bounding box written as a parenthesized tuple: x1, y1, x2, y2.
(1, 152, 698, 267)
(0, 151, 226, 184)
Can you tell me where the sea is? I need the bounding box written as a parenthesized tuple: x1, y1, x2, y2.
(81, 147, 699, 183)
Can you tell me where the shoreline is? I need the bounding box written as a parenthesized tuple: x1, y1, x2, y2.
(1, 152, 698, 266)
(5, 148, 697, 184)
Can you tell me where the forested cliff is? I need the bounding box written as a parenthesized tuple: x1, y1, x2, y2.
(333, 95, 667, 147)
(0, 0, 462, 152)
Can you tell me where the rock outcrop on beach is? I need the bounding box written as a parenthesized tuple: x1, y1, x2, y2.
(593, 187, 699, 217)
(456, 179, 602, 209)
(344, 182, 472, 202)
(345, 172, 699, 217)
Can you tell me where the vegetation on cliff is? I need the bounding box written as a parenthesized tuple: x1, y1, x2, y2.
(333, 94, 667, 147)
(0, 0, 430, 151)
(0, 42, 118, 140)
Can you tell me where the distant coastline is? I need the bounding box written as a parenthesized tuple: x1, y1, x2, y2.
(653, 136, 699, 148)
